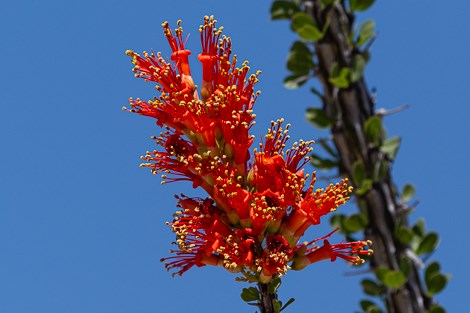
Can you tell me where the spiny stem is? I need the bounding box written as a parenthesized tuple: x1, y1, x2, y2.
(257, 283, 278, 313)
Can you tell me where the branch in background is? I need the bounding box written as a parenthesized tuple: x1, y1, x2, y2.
(270, 1, 449, 312)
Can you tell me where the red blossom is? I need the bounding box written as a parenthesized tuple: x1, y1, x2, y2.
(260, 235, 294, 280)
(126, 16, 372, 283)
(291, 230, 373, 270)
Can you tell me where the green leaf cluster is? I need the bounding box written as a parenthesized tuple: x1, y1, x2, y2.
(241, 286, 259, 302)
(425, 262, 449, 296)
(401, 219, 440, 255)
(284, 41, 313, 89)
(241, 279, 295, 313)
(305, 107, 332, 129)
(270, 0, 301, 20)
(291, 13, 324, 41)
(331, 212, 368, 235)
(328, 54, 368, 89)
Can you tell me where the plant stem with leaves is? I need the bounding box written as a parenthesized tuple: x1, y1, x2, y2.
(270, 0, 448, 312)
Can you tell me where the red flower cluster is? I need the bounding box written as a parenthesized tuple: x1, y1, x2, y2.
(125, 16, 372, 283)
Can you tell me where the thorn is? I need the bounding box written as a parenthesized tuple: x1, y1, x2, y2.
(376, 104, 411, 117)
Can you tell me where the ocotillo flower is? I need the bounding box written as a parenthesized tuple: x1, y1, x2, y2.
(124, 16, 372, 283)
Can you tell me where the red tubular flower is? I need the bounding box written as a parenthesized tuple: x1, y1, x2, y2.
(197, 16, 221, 101)
(249, 189, 286, 237)
(126, 16, 372, 282)
(259, 235, 294, 281)
(291, 235, 373, 271)
(281, 175, 353, 245)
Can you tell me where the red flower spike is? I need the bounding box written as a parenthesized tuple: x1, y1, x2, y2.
(126, 16, 372, 282)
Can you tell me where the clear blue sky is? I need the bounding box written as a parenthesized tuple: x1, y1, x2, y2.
(1, 1, 468, 312)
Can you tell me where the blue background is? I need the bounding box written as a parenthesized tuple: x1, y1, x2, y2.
(1, 1, 468, 312)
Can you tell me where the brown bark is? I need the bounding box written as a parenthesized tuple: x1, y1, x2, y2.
(258, 283, 277, 313)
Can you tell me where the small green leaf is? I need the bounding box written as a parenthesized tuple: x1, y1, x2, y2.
(310, 87, 324, 100)
(416, 232, 439, 255)
(364, 116, 382, 145)
(343, 214, 367, 232)
(360, 300, 376, 310)
(290, 12, 315, 30)
(352, 161, 374, 195)
(286, 41, 314, 75)
(297, 24, 324, 41)
(305, 107, 332, 129)
(270, 1, 300, 20)
(357, 20, 375, 46)
(350, 0, 375, 12)
(383, 271, 407, 289)
(401, 183, 416, 202)
(426, 273, 448, 296)
(366, 307, 382, 313)
(375, 267, 389, 282)
(284, 74, 309, 89)
(360, 300, 383, 312)
(329, 65, 350, 88)
(399, 256, 412, 276)
(356, 179, 373, 195)
(372, 158, 388, 182)
(425, 262, 441, 285)
(350, 54, 366, 82)
(267, 277, 282, 294)
(280, 298, 295, 311)
(376, 267, 406, 288)
(430, 305, 446, 313)
(272, 299, 282, 313)
(380, 137, 401, 159)
(310, 153, 338, 170)
(318, 139, 337, 158)
(352, 160, 366, 186)
(330, 214, 345, 229)
(412, 219, 426, 238)
(396, 226, 414, 245)
(361, 279, 383, 296)
(241, 287, 259, 302)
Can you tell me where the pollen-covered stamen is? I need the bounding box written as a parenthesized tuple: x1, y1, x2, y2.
(198, 15, 223, 101)
(125, 50, 193, 101)
(161, 249, 221, 277)
(250, 191, 286, 236)
(284, 139, 315, 172)
(161, 20, 196, 100)
(309, 240, 372, 265)
(126, 16, 373, 281)
(217, 229, 258, 271)
(139, 132, 219, 194)
(259, 119, 290, 157)
(162, 20, 190, 74)
(280, 176, 353, 245)
(260, 235, 294, 278)
(291, 229, 372, 270)
(302, 177, 352, 224)
(162, 195, 238, 276)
